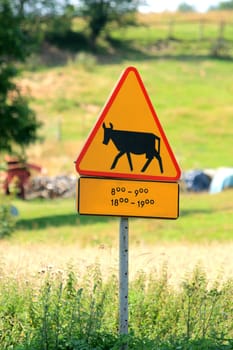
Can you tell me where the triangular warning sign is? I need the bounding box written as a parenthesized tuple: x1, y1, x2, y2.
(75, 66, 181, 182)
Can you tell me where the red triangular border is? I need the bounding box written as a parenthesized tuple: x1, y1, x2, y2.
(75, 66, 181, 181)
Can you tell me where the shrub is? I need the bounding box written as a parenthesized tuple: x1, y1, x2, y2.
(0, 198, 17, 238)
(0, 264, 232, 349)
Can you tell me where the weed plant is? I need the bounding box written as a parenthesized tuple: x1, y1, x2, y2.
(69, 52, 97, 71)
(0, 264, 232, 349)
(0, 195, 16, 238)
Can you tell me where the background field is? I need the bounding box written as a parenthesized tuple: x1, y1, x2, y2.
(0, 11, 233, 350)
(21, 57, 233, 174)
(1, 11, 231, 279)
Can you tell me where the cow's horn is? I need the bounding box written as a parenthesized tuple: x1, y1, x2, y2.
(109, 123, 113, 129)
(103, 123, 106, 129)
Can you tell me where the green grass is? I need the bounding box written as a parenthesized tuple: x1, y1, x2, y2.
(9, 189, 232, 246)
(0, 262, 232, 350)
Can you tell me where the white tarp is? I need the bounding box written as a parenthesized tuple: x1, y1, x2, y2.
(209, 167, 233, 194)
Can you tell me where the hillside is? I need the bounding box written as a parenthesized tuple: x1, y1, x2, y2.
(18, 60, 232, 176)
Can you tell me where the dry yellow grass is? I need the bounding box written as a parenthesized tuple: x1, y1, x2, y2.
(1, 242, 232, 287)
(26, 140, 82, 176)
(137, 11, 233, 24)
(18, 68, 111, 175)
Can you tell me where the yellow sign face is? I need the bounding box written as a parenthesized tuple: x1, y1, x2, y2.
(77, 177, 179, 219)
(75, 66, 181, 182)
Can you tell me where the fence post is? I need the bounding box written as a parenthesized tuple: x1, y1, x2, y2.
(57, 117, 62, 141)
(199, 19, 205, 41)
(168, 20, 175, 39)
(218, 21, 225, 40)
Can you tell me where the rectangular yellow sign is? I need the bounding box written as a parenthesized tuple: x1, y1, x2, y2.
(77, 177, 179, 219)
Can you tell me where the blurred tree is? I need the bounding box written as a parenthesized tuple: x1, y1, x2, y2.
(6, 0, 75, 46)
(177, 2, 196, 12)
(209, 0, 233, 10)
(0, 0, 41, 154)
(77, 0, 144, 49)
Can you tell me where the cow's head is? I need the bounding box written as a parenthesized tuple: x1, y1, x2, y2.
(102, 123, 113, 145)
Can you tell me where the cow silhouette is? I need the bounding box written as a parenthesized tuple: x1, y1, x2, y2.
(102, 123, 163, 173)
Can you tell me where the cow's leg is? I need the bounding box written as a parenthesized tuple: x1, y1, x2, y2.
(111, 151, 125, 169)
(155, 152, 163, 173)
(141, 151, 163, 173)
(126, 152, 133, 171)
(141, 157, 153, 172)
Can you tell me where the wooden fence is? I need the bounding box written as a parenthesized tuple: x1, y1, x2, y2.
(137, 12, 233, 41)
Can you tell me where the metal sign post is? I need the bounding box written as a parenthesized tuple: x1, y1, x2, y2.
(75, 66, 181, 349)
(119, 217, 129, 348)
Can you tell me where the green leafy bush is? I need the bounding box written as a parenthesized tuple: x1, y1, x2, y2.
(0, 199, 16, 238)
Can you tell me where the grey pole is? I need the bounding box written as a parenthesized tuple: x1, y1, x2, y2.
(119, 217, 129, 347)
